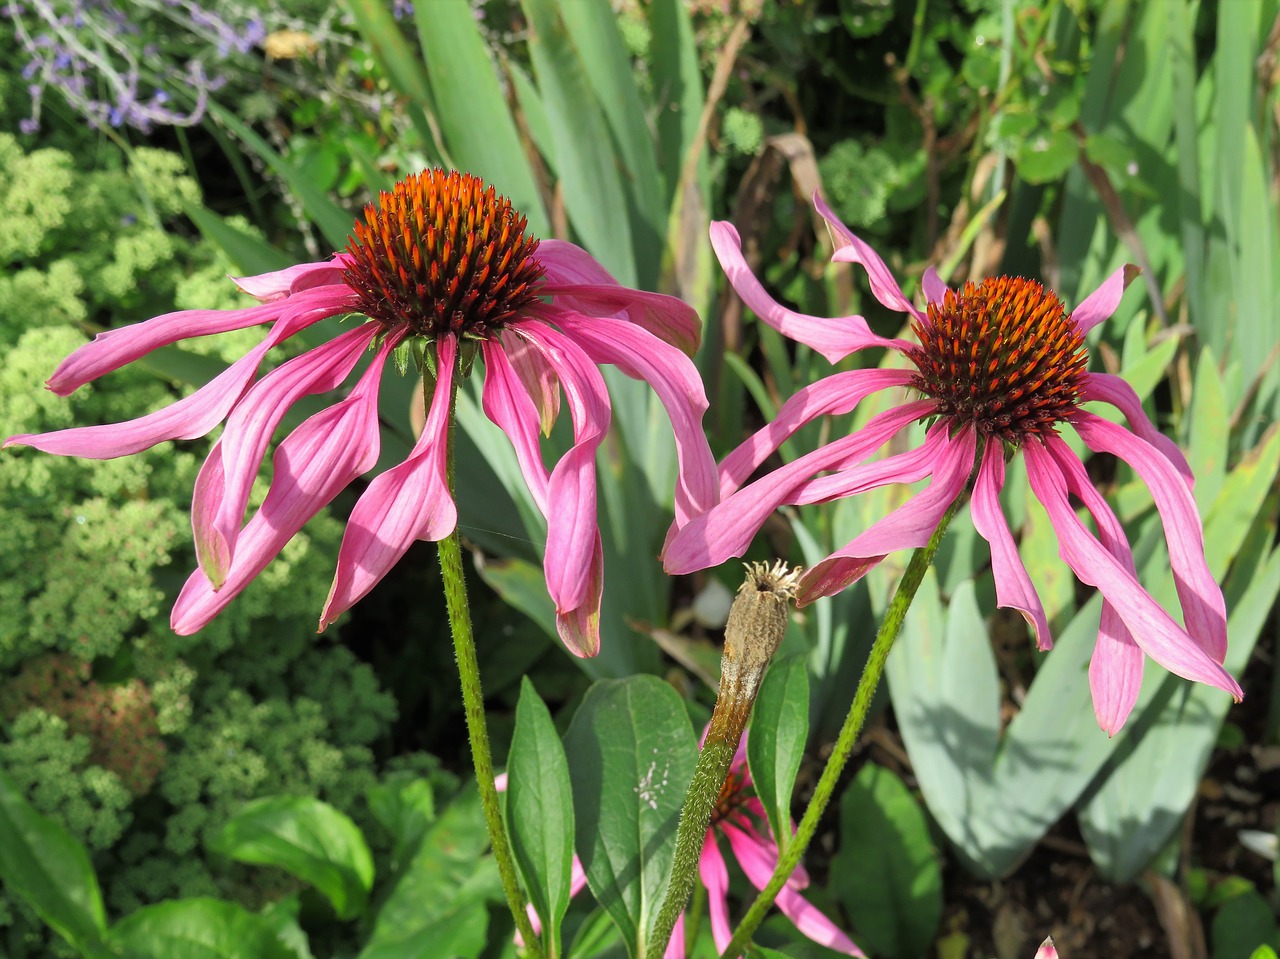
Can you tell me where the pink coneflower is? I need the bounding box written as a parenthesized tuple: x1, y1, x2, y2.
(665, 193, 1241, 733)
(499, 733, 863, 959)
(5, 169, 717, 655)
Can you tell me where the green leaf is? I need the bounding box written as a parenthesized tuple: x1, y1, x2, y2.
(1211, 890, 1280, 959)
(507, 677, 576, 957)
(413, 0, 549, 236)
(563, 676, 698, 959)
(1186, 347, 1231, 513)
(747, 654, 810, 857)
(0, 767, 108, 956)
(832, 764, 941, 959)
(184, 204, 292, 275)
(108, 898, 294, 959)
(362, 787, 492, 959)
(209, 796, 374, 921)
(1015, 129, 1078, 184)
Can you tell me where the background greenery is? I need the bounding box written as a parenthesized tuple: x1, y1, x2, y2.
(0, 0, 1277, 957)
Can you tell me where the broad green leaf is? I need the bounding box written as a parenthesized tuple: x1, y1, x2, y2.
(520, 0, 637, 284)
(362, 787, 493, 959)
(563, 677, 698, 959)
(209, 796, 374, 921)
(508, 677, 576, 958)
(108, 898, 294, 959)
(1015, 128, 1078, 184)
(747, 654, 810, 857)
(1186, 347, 1230, 513)
(832, 764, 942, 959)
(0, 767, 108, 956)
(259, 896, 315, 959)
(184, 204, 291, 274)
(413, 0, 548, 236)
(366, 775, 436, 870)
(1211, 890, 1280, 959)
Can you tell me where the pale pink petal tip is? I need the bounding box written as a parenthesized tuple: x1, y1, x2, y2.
(1033, 935, 1059, 959)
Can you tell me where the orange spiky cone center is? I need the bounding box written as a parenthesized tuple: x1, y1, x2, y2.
(908, 276, 1087, 443)
(343, 169, 545, 339)
(710, 766, 750, 826)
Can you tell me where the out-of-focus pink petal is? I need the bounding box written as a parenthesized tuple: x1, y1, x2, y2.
(814, 192, 924, 324)
(663, 911, 686, 959)
(799, 427, 977, 605)
(1023, 443, 1241, 700)
(717, 368, 916, 497)
(1042, 436, 1146, 732)
(710, 220, 908, 364)
(480, 340, 549, 513)
(170, 339, 393, 635)
(1069, 264, 1139, 335)
(320, 336, 459, 630)
(699, 834, 734, 957)
(549, 309, 718, 526)
(536, 239, 702, 356)
(969, 440, 1054, 651)
(207, 325, 378, 584)
(1081, 372, 1193, 489)
(497, 329, 560, 437)
(721, 822, 865, 958)
(664, 400, 929, 574)
(232, 255, 353, 301)
(555, 535, 603, 658)
(516, 320, 610, 615)
(1073, 411, 1227, 663)
(921, 266, 948, 306)
(1034, 935, 1059, 959)
(48, 286, 355, 396)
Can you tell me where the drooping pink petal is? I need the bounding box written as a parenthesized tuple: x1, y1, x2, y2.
(721, 821, 865, 957)
(5, 290, 355, 459)
(798, 427, 977, 605)
(698, 834, 734, 957)
(170, 339, 393, 635)
(788, 421, 950, 507)
(480, 339, 550, 514)
(47, 285, 356, 395)
(536, 239, 702, 355)
(232, 255, 353, 301)
(555, 534, 604, 658)
(320, 335, 460, 630)
(717, 368, 916, 497)
(514, 319, 610, 616)
(205, 324, 379, 585)
(1081, 372, 1194, 489)
(498, 329, 560, 437)
(1023, 443, 1241, 699)
(1068, 264, 1139, 335)
(663, 911, 686, 959)
(663, 401, 930, 574)
(969, 440, 1054, 651)
(921, 266, 949, 306)
(191, 439, 229, 586)
(548, 308, 718, 526)
(710, 220, 908, 364)
(1041, 436, 1145, 733)
(814, 191, 924, 325)
(1072, 411, 1228, 663)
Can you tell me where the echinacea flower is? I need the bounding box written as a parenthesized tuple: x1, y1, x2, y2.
(665, 193, 1241, 733)
(5, 169, 717, 654)
(498, 732, 863, 959)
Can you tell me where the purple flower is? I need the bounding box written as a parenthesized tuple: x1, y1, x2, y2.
(6, 170, 717, 655)
(665, 193, 1241, 733)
